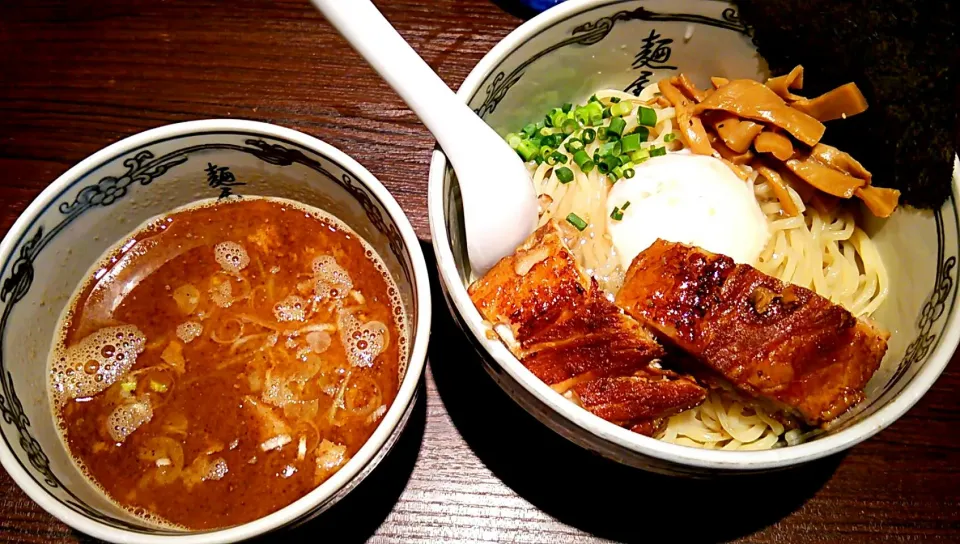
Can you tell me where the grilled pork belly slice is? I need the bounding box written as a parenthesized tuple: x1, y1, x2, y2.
(569, 374, 707, 433)
(616, 239, 889, 426)
(468, 221, 705, 430)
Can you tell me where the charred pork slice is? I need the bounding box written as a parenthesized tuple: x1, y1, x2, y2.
(469, 221, 705, 432)
(616, 239, 889, 426)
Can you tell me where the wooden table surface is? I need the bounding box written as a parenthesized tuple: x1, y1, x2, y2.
(1, 1, 959, 542)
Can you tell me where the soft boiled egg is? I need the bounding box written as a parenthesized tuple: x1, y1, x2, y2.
(607, 153, 770, 269)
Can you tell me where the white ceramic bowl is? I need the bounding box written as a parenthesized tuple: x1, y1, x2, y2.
(0, 120, 431, 542)
(428, 0, 960, 474)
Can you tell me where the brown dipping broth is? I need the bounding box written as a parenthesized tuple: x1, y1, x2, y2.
(49, 198, 406, 530)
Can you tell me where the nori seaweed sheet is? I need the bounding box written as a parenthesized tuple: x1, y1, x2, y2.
(736, 0, 958, 209)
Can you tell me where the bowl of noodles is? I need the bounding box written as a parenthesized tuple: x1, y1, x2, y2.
(427, 0, 960, 474)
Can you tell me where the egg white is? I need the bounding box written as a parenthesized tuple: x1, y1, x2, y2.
(607, 153, 770, 269)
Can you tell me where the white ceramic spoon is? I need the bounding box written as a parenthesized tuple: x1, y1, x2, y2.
(311, 0, 538, 276)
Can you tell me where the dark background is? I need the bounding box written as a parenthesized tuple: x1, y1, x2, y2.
(1, 1, 959, 542)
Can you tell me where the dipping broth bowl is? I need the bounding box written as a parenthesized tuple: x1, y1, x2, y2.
(0, 119, 431, 542)
(428, 0, 960, 475)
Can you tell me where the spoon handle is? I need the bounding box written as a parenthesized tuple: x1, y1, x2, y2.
(312, 0, 484, 143)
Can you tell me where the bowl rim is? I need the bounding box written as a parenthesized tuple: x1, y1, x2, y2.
(427, 0, 960, 471)
(0, 119, 432, 542)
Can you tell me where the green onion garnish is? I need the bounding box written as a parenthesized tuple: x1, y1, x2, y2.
(620, 133, 643, 153)
(539, 127, 552, 137)
(613, 101, 633, 117)
(541, 134, 562, 148)
(561, 118, 579, 135)
(561, 102, 573, 113)
(623, 168, 636, 179)
(597, 158, 611, 175)
(611, 166, 624, 180)
(602, 107, 612, 119)
(649, 146, 667, 157)
(522, 123, 537, 138)
(610, 207, 624, 221)
(539, 145, 554, 159)
(599, 140, 621, 157)
(581, 128, 597, 144)
(589, 95, 600, 103)
(589, 112, 603, 126)
(551, 151, 568, 165)
(607, 117, 627, 137)
(622, 200, 632, 210)
(629, 148, 650, 162)
(545, 152, 559, 166)
(638, 106, 658, 127)
(565, 139, 584, 153)
(516, 139, 539, 161)
(566, 212, 588, 231)
(506, 133, 522, 149)
(573, 150, 595, 172)
(664, 132, 677, 143)
(609, 96, 621, 103)
(555, 166, 574, 183)
(596, 155, 618, 175)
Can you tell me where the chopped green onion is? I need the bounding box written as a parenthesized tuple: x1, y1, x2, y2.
(589, 112, 604, 126)
(561, 102, 573, 113)
(506, 133, 522, 149)
(539, 146, 554, 159)
(550, 151, 569, 165)
(516, 139, 539, 161)
(602, 107, 612, 119)
(611, 166, 624, 180)
(649, 146, 667, 157)
(602, 155, 620, 172)
(597, 157, 611, 175)
(620, 133, 643, 153)
(565, 139, 584, 153)
(613, 101, 633, 117)
(638, 106, 658, 127)
(632, 126, 650, 140)
(555, 166, 574, 183)
(561, 118, 579, 135)
(623, 168, 636, 179)
(545, 152, 559, 166)
(607, 117, 627, 137)
(522, 123, 537, 138)
(664, 132, 677, 143)
(629, 148, 650, 162)
(149, 380, 168, 393)
(597, 128, 609, 141)
(622, 200, 632, 210)
(533, 155, 544, 164)
(589, 94, 601, 103)
(581, 128, 597, 144)
(541, 134, 562, 148)
(548, 108, 566, 128)
(539, 127, 552, 137)
(610, 207, 624, 221)
(599, 140, 622, 157)
(566, 212, 588, 231)
(573, 150, 595, 172)
(609, 96, 621, 103)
